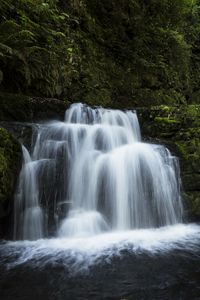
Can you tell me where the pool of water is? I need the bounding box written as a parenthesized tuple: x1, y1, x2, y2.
(0, 224, 200, 300)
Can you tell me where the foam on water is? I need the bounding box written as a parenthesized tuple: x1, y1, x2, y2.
(2, 224, 200, 273)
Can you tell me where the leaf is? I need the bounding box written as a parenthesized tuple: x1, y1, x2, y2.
(0, 43, 13, 55)
(67, 48, 73, 53)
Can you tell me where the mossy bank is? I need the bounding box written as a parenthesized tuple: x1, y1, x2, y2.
(0, 127, 21, 237)
(138, 104, 200, 221)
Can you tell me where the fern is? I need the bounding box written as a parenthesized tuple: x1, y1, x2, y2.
(0, 43, 13, 55)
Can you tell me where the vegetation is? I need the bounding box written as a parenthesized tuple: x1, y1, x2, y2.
(0, 0, 200, 106)
(138, 104, 200, 220)
(0, 127, 21, 208)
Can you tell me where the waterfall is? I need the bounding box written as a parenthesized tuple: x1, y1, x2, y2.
(14, 103, 183, 240)
(14, 146, 44, 240)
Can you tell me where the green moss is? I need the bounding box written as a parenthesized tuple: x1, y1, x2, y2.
(175, 142, 190, 160)
(138, 104, 200, 221)
(185, 105, 200, 117)
(158, 105, 171, 112)
(183, 105, 200, 127)
(154, 117, 178, 124)
(0, 127, 21, 206)
(184, 192, 200, 220)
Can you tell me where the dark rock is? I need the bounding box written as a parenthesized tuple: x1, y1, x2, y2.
(0, 121, 33, 150)
(0, 92, 69, 122)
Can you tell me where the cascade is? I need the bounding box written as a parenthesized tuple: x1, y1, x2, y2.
(14, 103, 183, 240)
(14, 146, 44, 240)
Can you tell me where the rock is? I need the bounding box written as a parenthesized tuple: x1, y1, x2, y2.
(138, 104, 200, 221)
(0, 127, 22, 238)
(0, 121, 34, 151)
(0, 92, 69, 122)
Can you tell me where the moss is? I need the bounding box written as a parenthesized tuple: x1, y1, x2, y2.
(183, 105, 200, 127)
(175, 142, 190, 160)
(184, 105, 200, 118)
(0, 127, 21, 208)
(154, 117, 178, 124)
(138, 104, 200, 221)
(184, 192, 200, 221)
(141, 104, 200, 129)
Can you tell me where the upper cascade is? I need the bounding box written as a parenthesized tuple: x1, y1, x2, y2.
(14, 103, 183, 240)
(65, 103, 141, 141)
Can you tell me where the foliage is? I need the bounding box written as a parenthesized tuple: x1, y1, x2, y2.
(137, 103, 200, 220)
(0, 0, 80, 97)
(0, 0, 200, 106)
(0, 127, 21, 206)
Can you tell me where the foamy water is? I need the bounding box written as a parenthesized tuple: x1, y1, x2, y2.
(1, 224, 199, 273)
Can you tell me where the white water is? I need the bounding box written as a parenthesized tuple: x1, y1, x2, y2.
(14, 103, 183, 240)
(14, 146, 44, 240)
(3, 224, 200, 272)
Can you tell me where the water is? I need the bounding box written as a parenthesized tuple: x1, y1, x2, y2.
(1, 103, 199, 299)
(14, 146, 44, 240)
(0, 224, 200, 299)
(14, 103, 183, 240)
(3, 224, 200, 271)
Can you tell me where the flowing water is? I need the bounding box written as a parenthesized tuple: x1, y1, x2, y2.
(0, 103, 200, 299)
(14, 103, 183, 239)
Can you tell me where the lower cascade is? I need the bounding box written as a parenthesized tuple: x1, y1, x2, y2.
(14, 103, 183, 240)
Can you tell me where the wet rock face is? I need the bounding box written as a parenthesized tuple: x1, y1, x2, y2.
(0, 127, 22, 237)
(0, 92, 68, 238)
(138, 105, 200, 221)
(0, 122, 33, 150)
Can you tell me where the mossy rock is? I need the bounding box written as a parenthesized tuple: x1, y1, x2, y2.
(184, 192, 200, 221)
(138, 104, 200, 136)
(0, 127, 21, 219)
(138, 104, 200, 221)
